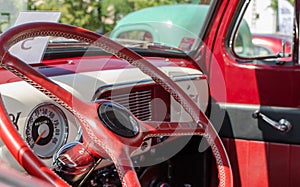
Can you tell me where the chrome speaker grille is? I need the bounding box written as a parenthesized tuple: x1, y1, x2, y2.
(101, 89, 152, 121)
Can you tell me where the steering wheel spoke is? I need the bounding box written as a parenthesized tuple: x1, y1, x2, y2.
(141, 121, 205, 138)
(111, 149, 141, 187)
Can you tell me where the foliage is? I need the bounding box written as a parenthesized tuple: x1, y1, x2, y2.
(28, 0, 103, 32)
(100, 0, 134, 33)
(269, 0, 294, 13)
(0, 0, 26, 33)
(128, 0, 193, 10)
(268, 0, 294, 32)
(28, 0, 195, 33)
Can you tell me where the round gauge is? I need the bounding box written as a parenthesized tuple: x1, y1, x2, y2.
(25, 104, 68, 158)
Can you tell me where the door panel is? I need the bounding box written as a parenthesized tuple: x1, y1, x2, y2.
(223, 138, 300, 187)
(200, 0, 300, 186)
(212, 103, 300, 144)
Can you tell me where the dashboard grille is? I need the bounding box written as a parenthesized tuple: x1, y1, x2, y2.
(101, 89, 152, 121)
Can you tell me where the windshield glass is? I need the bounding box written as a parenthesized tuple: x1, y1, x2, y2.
(1, 0, 214, 55)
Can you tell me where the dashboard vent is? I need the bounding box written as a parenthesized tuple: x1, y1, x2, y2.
(101, 89, 152, 121)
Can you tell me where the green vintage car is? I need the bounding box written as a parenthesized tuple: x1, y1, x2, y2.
(110, 4, 253, 57)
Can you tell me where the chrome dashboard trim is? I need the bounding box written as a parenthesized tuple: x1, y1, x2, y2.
(92, 74, 205, 100)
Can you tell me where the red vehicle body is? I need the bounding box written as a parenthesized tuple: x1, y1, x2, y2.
(0, 0, 299, 187)
(252, 33, 292, 60)
(202, 1, 299, 186)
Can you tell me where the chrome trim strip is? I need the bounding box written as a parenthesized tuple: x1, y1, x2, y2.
(216, 102, 300, 111)
(228, 0, 250, 49)
(92, 74, 205, 100)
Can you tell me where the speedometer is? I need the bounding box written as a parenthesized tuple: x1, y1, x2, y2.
(25, 104, 68, 158)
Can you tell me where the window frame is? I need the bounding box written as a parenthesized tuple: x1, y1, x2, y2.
(227, 0, 297, 65)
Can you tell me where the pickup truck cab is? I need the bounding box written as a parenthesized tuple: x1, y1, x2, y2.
(111, 1, 300, 186)
(0, 0, 299, 187)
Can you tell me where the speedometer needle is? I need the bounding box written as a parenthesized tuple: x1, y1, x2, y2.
(34, 130, 46, 145)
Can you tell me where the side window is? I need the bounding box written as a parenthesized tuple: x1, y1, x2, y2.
(234, 19, 254, 57)
(232, 0, 294, 60)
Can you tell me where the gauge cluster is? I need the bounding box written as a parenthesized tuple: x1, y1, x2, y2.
(0, 80, 81, 168)
(25, 104, 68, 158)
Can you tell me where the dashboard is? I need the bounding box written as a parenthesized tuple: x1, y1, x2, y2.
(0, 55, 208, 172)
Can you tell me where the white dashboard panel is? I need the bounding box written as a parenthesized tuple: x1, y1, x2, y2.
(0, 66, 208, 170)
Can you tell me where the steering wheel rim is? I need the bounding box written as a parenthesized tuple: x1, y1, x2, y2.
(0, 22, 232, 187)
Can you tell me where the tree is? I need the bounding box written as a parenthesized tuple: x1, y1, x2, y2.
(100, 0, 193, 32)
(268, 0, 294, 32)
(128, 0, 193, 10)
(0, 0, 25, 33)
(100, 0, 134, 33)
(269, 0, 294, 13)
(28, 0, 195, 33)
(28, 0, 103, 32)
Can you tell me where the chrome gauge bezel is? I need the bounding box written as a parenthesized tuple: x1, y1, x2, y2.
(24, 103, 69, 158)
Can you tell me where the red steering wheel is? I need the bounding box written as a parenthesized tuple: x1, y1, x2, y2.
(0, 22, 232, 187)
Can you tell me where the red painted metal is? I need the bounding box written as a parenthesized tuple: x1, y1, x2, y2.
(252, 34, 292, 56)
(204, 0, 299, 107)
(202, 0, 300, 186)
(0, 56, 198, 84)
(223, 138, 300, 187)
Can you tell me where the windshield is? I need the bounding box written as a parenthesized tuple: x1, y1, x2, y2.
(1, 0, 214, 55)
